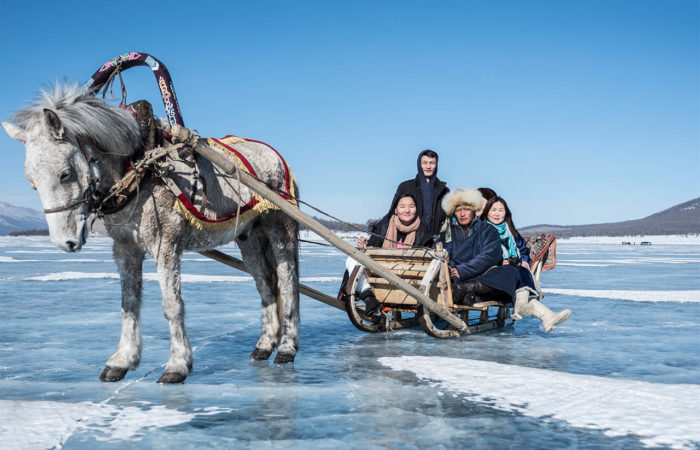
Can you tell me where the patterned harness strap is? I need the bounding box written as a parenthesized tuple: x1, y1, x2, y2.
(86, 52, 184, 128)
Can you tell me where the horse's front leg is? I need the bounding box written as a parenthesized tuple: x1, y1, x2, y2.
(101, 244, 145, 382)
(155, 250, 192, 383)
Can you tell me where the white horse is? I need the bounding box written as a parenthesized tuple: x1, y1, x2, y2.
(2, 84, 300, 383)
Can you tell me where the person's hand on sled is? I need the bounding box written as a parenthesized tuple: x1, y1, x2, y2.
(356, 236, 368, 249)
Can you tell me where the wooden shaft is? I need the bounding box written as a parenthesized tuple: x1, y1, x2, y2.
(198, 249, 346, 311)
(181, 132, 467, 332)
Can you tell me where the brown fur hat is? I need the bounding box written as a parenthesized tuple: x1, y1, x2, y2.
(441, 188, 484, 216)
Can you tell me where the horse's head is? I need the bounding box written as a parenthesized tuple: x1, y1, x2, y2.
(2, 84, 142, 252)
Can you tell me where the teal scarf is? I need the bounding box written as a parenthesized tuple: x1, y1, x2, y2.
(489, 221, 518, 259)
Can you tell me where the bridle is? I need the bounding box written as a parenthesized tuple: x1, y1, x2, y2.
(41, 131, 184, 219)
(43, 136, 104, 215)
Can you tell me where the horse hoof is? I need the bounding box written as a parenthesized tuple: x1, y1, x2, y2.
(274, 352, 296, 364)
(157, 371, 187, 384)
(250, 348, 272, 360)
(100, 366, 128, 382)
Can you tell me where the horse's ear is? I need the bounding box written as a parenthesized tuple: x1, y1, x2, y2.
(1, 122, 26, 143)
(43, 109, 64, 141)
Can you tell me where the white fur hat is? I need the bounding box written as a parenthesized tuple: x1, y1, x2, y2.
(441, 188, 484, 216)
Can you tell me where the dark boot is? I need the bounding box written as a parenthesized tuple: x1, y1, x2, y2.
(359, 289, 380, 315)
(453, 280, 494, 305)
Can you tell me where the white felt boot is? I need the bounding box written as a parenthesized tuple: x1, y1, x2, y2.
(512, 288, 534, 321)
(531, 299, 571, 333)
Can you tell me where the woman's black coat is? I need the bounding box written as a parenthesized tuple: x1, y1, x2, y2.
(337, 210, 433, 298)
(367, 212, 434, 248)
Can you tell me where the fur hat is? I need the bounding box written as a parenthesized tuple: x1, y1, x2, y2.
(441, 188, 484, 216)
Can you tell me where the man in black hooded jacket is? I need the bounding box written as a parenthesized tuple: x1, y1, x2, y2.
(390, 149, 449, 237)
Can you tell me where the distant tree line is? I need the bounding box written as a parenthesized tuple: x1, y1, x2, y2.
(299, 216, 376, 233)
(9, 229, 49, 236)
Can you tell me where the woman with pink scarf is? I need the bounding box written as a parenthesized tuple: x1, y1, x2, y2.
(343, 194, 433, 314)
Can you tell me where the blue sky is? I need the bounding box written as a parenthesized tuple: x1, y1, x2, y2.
(1, 0, 698, 227)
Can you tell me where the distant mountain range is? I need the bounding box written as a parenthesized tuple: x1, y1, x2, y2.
(521, 197, 700, 238)
(0, 202, 47, 236)
(1, 197, 699, 238)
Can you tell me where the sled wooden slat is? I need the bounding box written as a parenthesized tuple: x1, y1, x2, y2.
(451, 301, 504, 311)
(366, 276, 422, 285)
(369, 263, 430, 273)
(370, 287, 439, 306)
(362, 250, 440, 306)
(364, 248, 442, 259)
(367, 269, 428, 279)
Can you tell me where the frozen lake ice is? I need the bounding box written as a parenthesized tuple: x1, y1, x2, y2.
(1, 236, 699, 448)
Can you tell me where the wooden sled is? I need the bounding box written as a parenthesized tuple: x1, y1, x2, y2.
(343, 236, 558, 338)
(344, 245, 510, 338)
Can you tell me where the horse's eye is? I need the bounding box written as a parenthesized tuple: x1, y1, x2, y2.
(59, 167, 73, 182)
(29, 182, 37, 190)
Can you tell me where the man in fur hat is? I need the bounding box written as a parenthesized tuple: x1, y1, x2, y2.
(440, 188, 503, 302)
(390, 149, 449, 238)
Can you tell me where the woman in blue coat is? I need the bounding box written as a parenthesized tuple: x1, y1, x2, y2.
(481, 196, 571, 332)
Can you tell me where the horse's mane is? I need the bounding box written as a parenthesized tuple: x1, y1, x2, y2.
(12, 83, 143, 157)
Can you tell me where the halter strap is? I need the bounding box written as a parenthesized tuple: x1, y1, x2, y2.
(43, 136, 101, 215)
(43, 190, 92, 214)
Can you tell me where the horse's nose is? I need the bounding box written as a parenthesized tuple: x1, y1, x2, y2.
(65, 240, 79, 252)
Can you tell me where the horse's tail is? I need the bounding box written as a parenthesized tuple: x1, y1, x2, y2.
(292, 179, 301, 282)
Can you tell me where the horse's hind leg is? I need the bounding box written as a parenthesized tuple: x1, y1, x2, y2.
(101, 243, 144, 382)
(238, 221, 280, 360)
(154, 247, 192, 383)
(266, 215, 300, 364)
